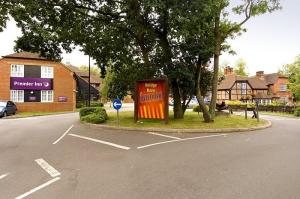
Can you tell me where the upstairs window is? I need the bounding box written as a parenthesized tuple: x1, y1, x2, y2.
(241, 82, 247, 95)
(279, 84, 287, 92)
(11, 64, 24, 77)
(41, 66, 53, 78)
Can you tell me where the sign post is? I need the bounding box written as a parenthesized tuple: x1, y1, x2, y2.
(134, 79, 169, 123)
(113, 99, 122, 127)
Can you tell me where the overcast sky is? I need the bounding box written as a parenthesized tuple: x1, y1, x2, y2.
(0, 0, 299, 75)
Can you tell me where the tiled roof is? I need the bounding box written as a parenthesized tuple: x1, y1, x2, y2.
(248, 77, 268, 89)
(2, 52, 47, 60)
(218, 75, 247, 90)
(65, 64, 101, 84)
(252, 92, 276, 99)
(218, 74, 268, 90)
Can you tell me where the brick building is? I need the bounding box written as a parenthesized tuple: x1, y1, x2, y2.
(217, 66, 292, 103)
(0, 52, 77, 112)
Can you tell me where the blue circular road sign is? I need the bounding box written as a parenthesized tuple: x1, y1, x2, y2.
(113, 99, 122, 110)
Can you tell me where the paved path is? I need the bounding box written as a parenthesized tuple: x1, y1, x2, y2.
(0, 113, 300, 199)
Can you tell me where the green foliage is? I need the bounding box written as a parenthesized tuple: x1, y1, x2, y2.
(0, 1, 11, 32)
(81, 113, 106, 124)
(294, 107, 300, 117)
(193, 105, 201, 112)
(79, 107, 98, 118)
(79, 107, 108, 124)
(281, 55, 300, 101)
(5, 0, 281, 120)
(79, 65, 100, 76)
(234, 58, 248, 76)
(90, 102, 104, 108)
(14, 32, 64, 60)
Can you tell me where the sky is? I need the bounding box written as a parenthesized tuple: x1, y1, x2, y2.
(0, 0, 299, 75)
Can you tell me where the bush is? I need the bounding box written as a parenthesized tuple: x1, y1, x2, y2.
(90, 102, 104, 107)
(193, 105, 201, 112)
(81, 113, 106, 124)
(79, 107, 98, 117)
(294, 107, 300, 117)
(79, 107, 108, 124)
(193, 105, 209, 112)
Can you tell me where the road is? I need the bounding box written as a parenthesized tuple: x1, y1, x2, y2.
(0, 113, 300, 199)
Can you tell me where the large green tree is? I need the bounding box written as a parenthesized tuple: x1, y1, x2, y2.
(5, 0, 280, 122)
(194, 0, 281, 122)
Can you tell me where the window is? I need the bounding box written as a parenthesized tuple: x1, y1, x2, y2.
(11, 64, 24, 77)
(241, 82, 247, 95)
(41, 66, 53, 78)
(41, 90, 54, 102)
(10, 90, 24, 102)
(279, 84, 287, 92)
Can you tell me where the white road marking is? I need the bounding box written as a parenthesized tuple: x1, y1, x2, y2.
(69, 133, 131, 150)
(137, 134, 227, 149)
(35, 159, 61, 178)
(148, 132, 181, 140)
(15, 177, 60, 199)
(0, 173, 9, 180)
(52, 125, 74, 145)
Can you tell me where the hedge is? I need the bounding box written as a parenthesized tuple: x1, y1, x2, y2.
(294, 107, 300, 117)
(79, 107, 108, 124)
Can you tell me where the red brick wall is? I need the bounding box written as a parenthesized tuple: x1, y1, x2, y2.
(0, 58, 76, 112)
(272, 77, 292, 100)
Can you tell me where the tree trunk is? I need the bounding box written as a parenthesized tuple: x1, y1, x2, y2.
(209, 12, 221, 121)
(172, 79, 184, 119)
(195, 64, 212, 123)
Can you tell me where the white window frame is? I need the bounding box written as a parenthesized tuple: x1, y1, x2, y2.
(41, 90, 54, 102)
(241, 82, 247, 95)
(279, 84, 287, 92)
(10, 64, 24, 77)
(41, 66, 54, 78)
(10, 90, 24, 103)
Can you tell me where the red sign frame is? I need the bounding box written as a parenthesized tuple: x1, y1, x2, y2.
(134, 79, 169, 123)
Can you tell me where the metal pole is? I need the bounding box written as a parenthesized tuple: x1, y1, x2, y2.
(117, 110, 120, 127)
(88, 55, 91, 107)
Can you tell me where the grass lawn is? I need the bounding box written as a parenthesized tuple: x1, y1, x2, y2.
(260, 111, 297, 118)
(106, 111, 267, 129)
(9, 111, 77, 118)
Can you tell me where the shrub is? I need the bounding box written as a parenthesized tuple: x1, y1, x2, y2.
(81, 113, 106, 124)
(193, 105, 209, 112)
(79, 107, 108, 124)
(90, 102, 104, 107)
(79, 107, 98, 117)
(294, 107, 300, 117)
(193, 105, 201, 112)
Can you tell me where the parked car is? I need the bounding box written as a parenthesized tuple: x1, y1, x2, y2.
(0, 101, 17, 118)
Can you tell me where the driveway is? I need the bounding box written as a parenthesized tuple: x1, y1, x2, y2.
(0, 113, 300, 199)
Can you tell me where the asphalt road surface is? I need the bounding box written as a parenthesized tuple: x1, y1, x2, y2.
(0, 113, 300, 199)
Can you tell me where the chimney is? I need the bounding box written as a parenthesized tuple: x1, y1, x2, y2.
(256, 71, 264, 80)
(224, 66, 233, 76)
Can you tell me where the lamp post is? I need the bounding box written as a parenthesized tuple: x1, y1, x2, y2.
(88, 55, 91, 107)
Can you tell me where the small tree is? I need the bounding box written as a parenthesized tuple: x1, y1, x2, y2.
(234, 58, 248, 76)
(282, 55, 300, 101)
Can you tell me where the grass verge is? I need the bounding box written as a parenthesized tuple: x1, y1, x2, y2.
(260, 111, 297, 118)
(8, 111, 77, 118)
(106, 111, 267, 129)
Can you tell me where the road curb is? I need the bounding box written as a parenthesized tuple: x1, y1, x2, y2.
(82, 119, 272, 133)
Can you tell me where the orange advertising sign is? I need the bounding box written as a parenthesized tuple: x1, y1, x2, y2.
(134, 79, 169, 122)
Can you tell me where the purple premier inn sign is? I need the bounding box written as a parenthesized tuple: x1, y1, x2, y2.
(10, 77, 53, 90)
